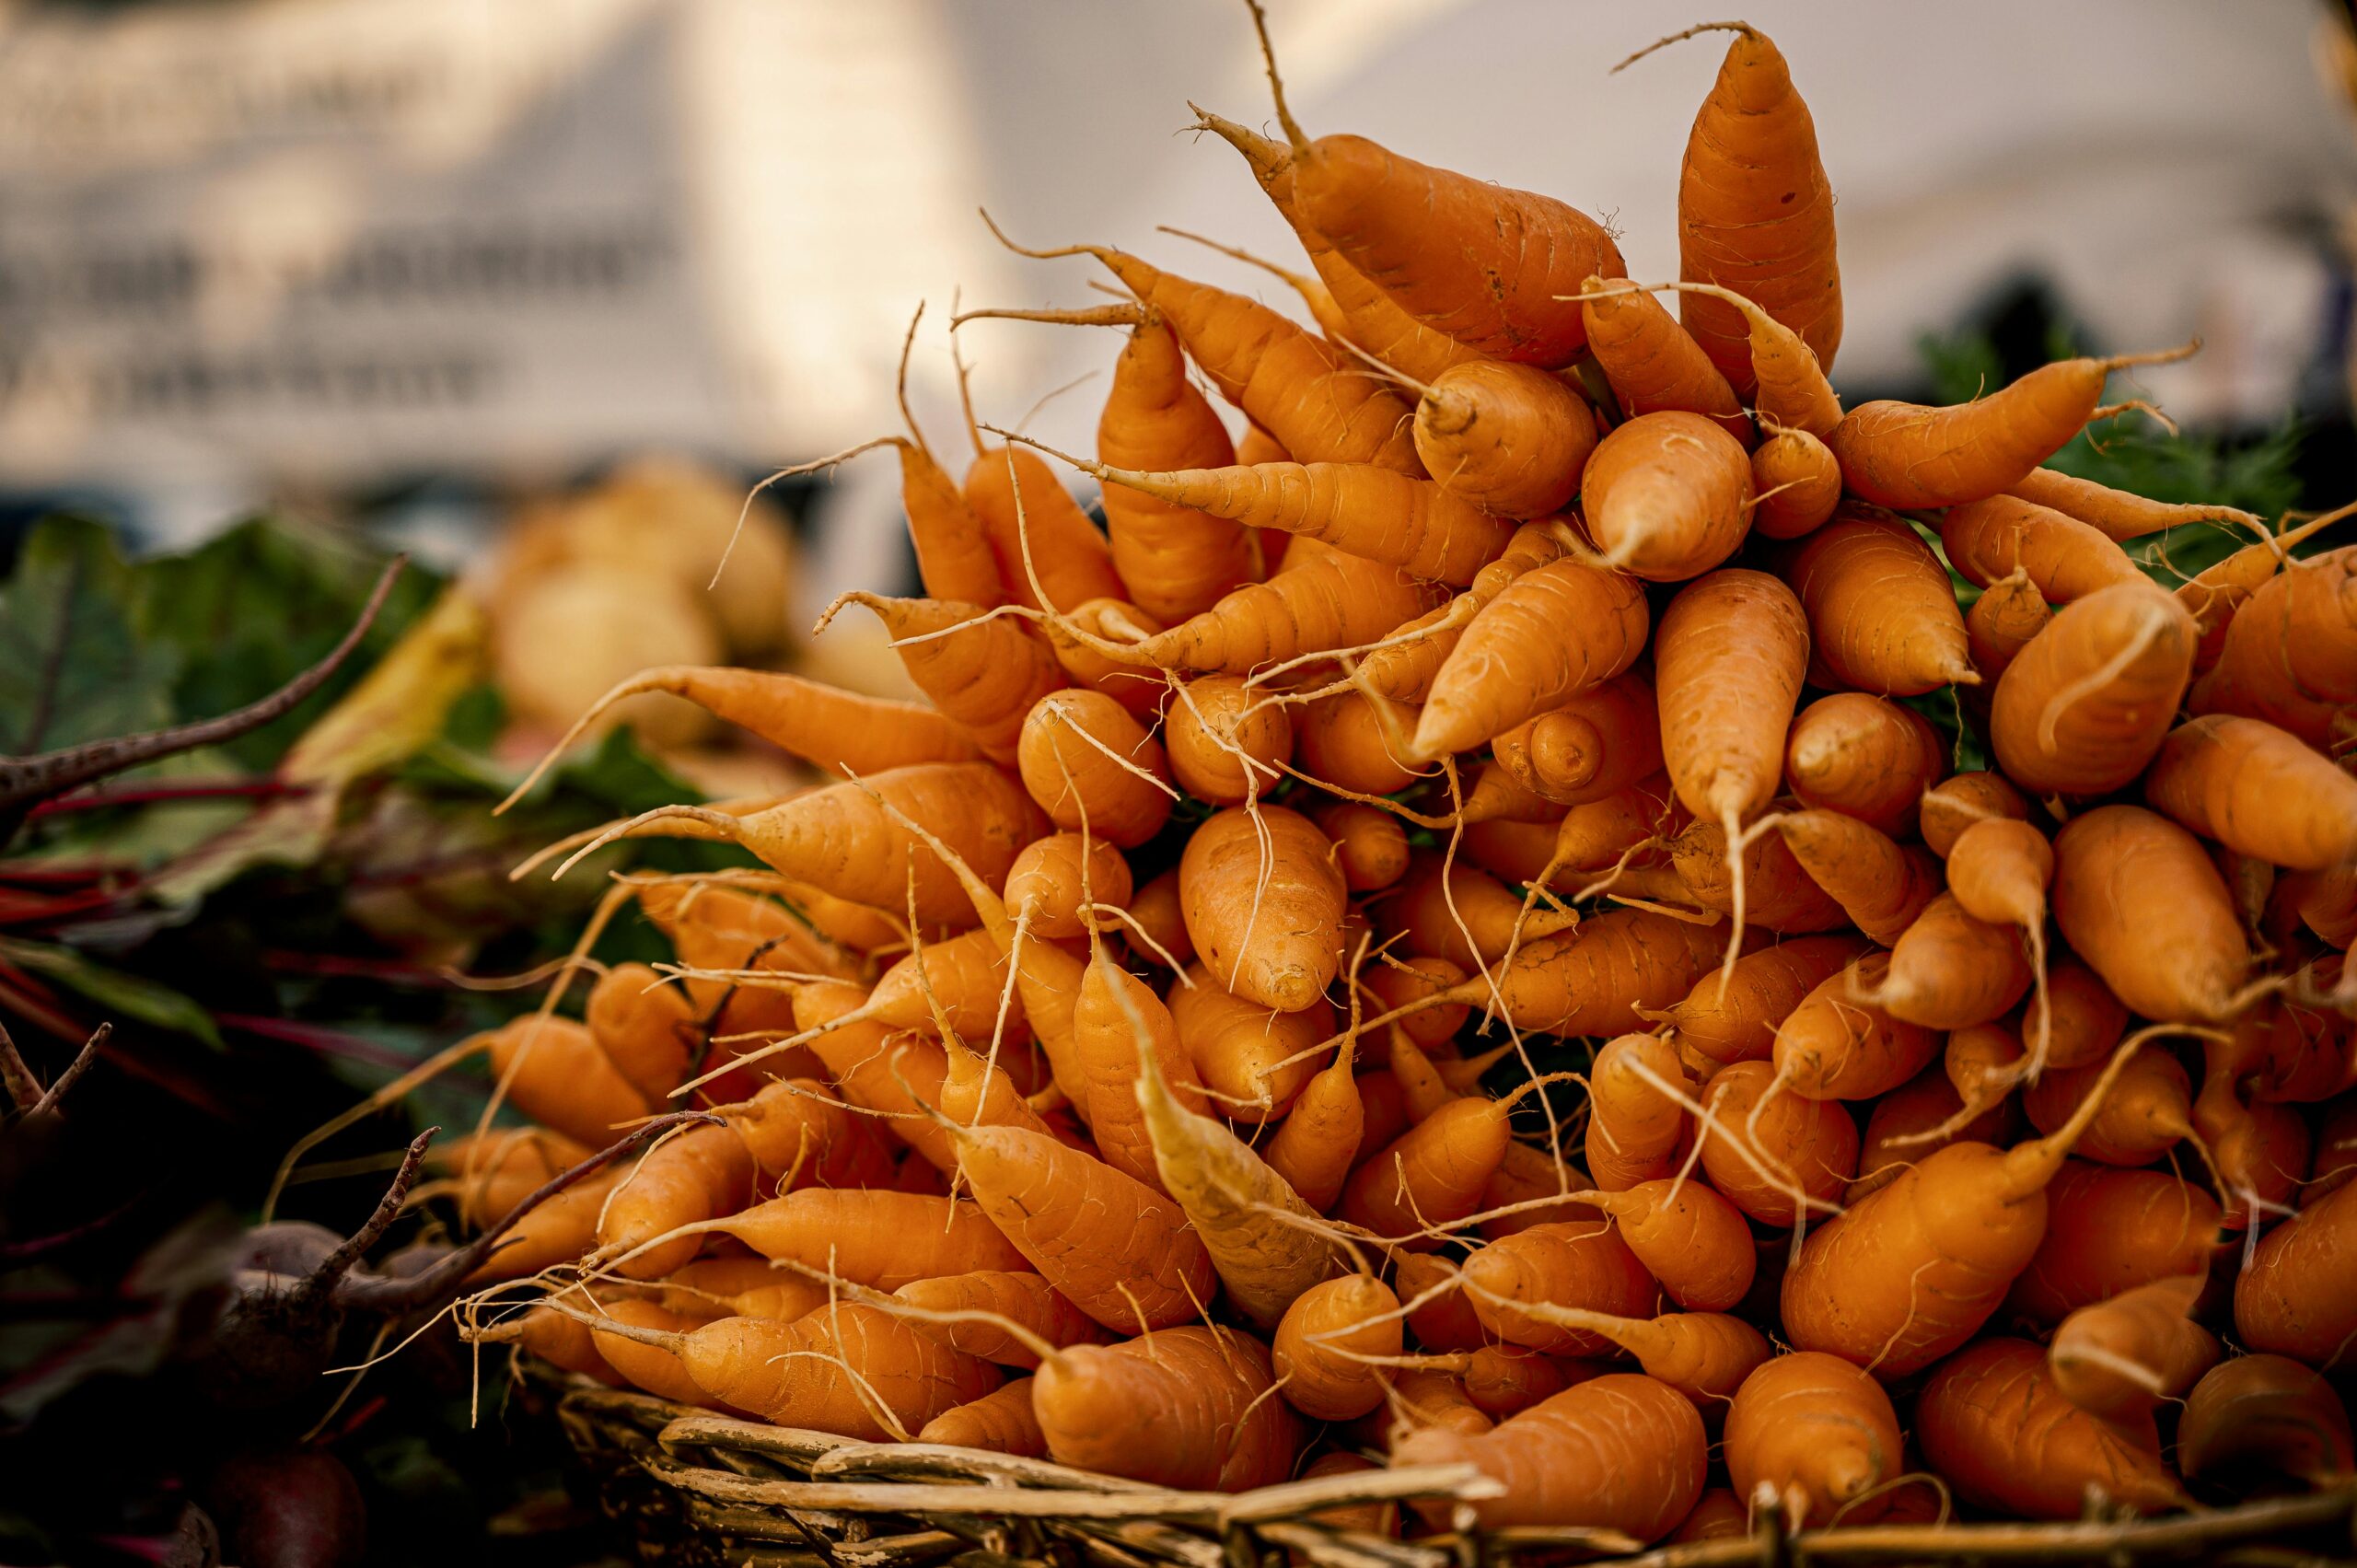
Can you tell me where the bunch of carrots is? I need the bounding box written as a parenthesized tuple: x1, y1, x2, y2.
(347, 6, 2357, 1544)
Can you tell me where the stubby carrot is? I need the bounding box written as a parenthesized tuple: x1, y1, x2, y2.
(1779, 512, 1976, 695)
(1648, 21, 1842, 391)
(1390, 1375, 1705, 1539)
(1938, 494, 2143, 603)
(1783, 695, 1948, 838)
(2178, 1354, 2356, 1489)
(1251, 6, 1624, 367)
(1179, 805, 1346, 1014)
(1035, 1325, 1305, 1491)
(1411, 358, 1601, 519)
(1580, 278, 1752, 445)
(1412, 559, 1651, 760)
(1830, 344, 2194, 510)
(2145, 714, 2357, 871)
(2053, 806, 2250, 1024)
(1749, 426, 1842, 539)
(2048, 1273, 2218, 1421)
(1724, 1353, 1904, 1530)
(1581, 412, 1756, 582)
(1916, 1339, 2188, 1518)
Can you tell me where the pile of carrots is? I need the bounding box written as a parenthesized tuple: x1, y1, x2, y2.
(412, 6, 2357, 1544)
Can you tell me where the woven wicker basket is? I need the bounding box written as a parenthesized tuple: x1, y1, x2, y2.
(552, 1380, 2357, 1568)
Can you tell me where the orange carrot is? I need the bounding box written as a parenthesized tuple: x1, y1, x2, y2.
(1491, 672, 1663, 810)
(1043, 598, 1168, 718)
(2007, 467, 2262, 543)
(1665, 816, 1850, 935)
(1918, 1339, 2187, 1517)
(1180, 805, 1346, 1013)
(1170, 964, 1332, 1124)
(1782, 694, 1948, 838)
(1341, 1092, 1521, 1241)
(2005, 1160, 2223, 1327)
(1095, 310, 1258, 622)
(2145, 714, 2357, 871)
(1004, 832, 1132, 943)
(502, 668, 982, 807)
(1580, 278, 1752, 446)
(1875, 892, 2036, 1032)
(1312, 801, 1411, 892)
(1459, 1218, 1660, 1356)
(1654, 572, 1811, 921)
(1295, 690, 1422, 797)
(1663, 282, 1841, 439)
(1850, 1065, 2013, 1202)
(1359, 520, 1572, 705)
(817, 593, 1064, 767)
(1033, 1325, 1302, 1491)
(2047, 1272, 2217, 1421)
(1772, 954, 1942, 1101)
(2235, 1166, 2357, 1369)
(586, 1300, 1004, 1439)
(2178, 1354, 2357, 1488)
(1939, 494, 2143, 603)
(1918, 771, 2033, 859)
(2022, 956, 2130, 1073)
(1380, 853, 1578, 973)
(1411, 358, 1600, 519)
(1585, 1033, 1694, 1191)
(1781, 1037, 2169, 1376)
(1831, 345, 2193, 510)
(1133, 545, 1448, 676)
(1653, 21, 1842, 392)
(1390, 907, 1728, 1040)
(965, 445, 1127, 615)
(1724, 1353, 1904, 1530)
(689, 1188, 1028, 1291)
(1069, 944, 1213, 1191)
(596, 1122, 757, 1279)
(1696, 1060, 1859, 1228)
(945, 1119, 1214, 1332)
(482, 1016, 649, 1149)
(1253, 11, 1624, 368)
(1389, 1374, 1705, 1539)
(1274, 1274, 1405, 1420)
(918, 1378, 1047, 1456)
(1190, 108, 1481, 386)
(1780, 513, 1977, 695)
(1166, 675, 1291, 806)
(1029, 442, 1516, 589)
(1581, 411, 1757, 581)
(2022, 1049, 2196, 1168)
(2053, 806, 2250, 1024)
(1749, 426, 1842, 539)
(1654, 935, 1873, 1069)
(585, 962, 696, 1104)
(1776, 812, 1942, 945)
(1262, 1037, 1364, 1213)
(2178, 511, 2349, 673)
(1411, 560, 1651, 759)
(1578, 1179, 1757, 1311)
(1967, 568, 2055, 684)
(1016, 689, 1173, 849)
(892, 1271, 1106, 1370)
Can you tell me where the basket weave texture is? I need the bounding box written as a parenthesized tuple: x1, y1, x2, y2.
(554, 1381, 2357, 1568)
